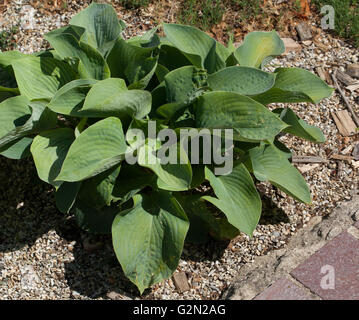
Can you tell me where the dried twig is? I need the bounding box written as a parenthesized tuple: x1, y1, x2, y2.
(332, 69, 359, 127)
(292, 155, 328, 163)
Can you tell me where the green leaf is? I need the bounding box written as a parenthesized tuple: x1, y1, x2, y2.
(158, 44, 192, 71)
(30, 128, 76, 187)
(44, 32, 110, 80)
(112, 164, 156, 203)
(78, 165, 121, 209)
(0, 51, 28, 68)
(202, 163, 262, 236)
(48, 79, 98, 116)
(207, 66, 275, 95)
(69, 2, 123, 56)
(138, 139, 192, 191)
(248, 143, 311, 203)
(253, 68, 334, 104)
(175, 193, 239, 243)
(0, 98, 57, 148)
(12, 56, 76, 100)
(56, 117, 127, 182)
(112, 191, 189, 293)
(234, 31, 285, 68)
(75, 200, 121, 234)
(107, 39, 158, 89)
(55, 181, 82, 213)
(195, 91, 288, 141)
(273, 108, 325, 143)
(81, 78, 152, 119)
(163, 23, 218, 73)
(0, 137, 33, 159)
(164, 66, 208, 104)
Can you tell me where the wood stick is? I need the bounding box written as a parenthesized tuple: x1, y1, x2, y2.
(332, 69, 359, 127)
(292, 155, 328, 163)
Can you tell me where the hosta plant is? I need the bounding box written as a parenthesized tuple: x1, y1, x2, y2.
(0, 3, 333, 293)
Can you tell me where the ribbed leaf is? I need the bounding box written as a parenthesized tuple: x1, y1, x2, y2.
(0, 98, 57, 148)
(163, 23, 220, 73)
(12, 56, 76, 100)
(234, 31, 285, 68)
(137, 139, 192, 191)
(81, 78, 152, 119)
(30, 128, 75, 187)
(164, 65, 208, 103)
(107, 38, 158, 89)
(55, 181, 82, 214)
(48, 79, 98, 116)
(207, 66, 275, 95)
(56, 117, 127, 182)
(74, 200, 121, 234)
(202, 163, 262, 236)
(0, 137, 33, 159)
(175, 193, 239, 243)
(248, 144, 311, 203)
(45, 31, 110, 80)
(195, 91, 288, 141)
(78, 165, 121, 209)
(112, 192, 189, 293)
(273, 108, 325, 143)
(253, 68, 334, 104)
(69, 2, 123, 56)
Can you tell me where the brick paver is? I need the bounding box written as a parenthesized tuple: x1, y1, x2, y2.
(291, 231, 359, 300)
(254, 277, 312, 300)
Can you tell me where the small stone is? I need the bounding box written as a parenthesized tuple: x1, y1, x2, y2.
(173, 271, 190, 293)
(281, 38, 302, 53)
(296, 23, 312, 41)
(347, 64, 359, 79)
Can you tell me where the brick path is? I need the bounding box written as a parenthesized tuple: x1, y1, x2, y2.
(254, 222, 359, 300)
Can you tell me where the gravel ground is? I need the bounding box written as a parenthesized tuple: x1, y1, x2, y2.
(0, 0, 358, 300)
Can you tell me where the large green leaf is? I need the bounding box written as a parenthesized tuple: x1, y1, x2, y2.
(253, 68, 334, 104)
(175, 193, 239, 243)
(0, 98, 57, 148)
(55, 181, 82, 214)
(30, 128, 75, 187)
(56, 117, 127, 182)
(75, 200, 121, 234)
(45, 31, 110, 80)
(273, 108, 325, 143)
(11, 56, 76, 100)
(248, 143, 311, 203)
(137, 139, 192, 191)
(0, 51, 28, 68)
(107, 38, 158, 89)
(78, 165, 121, 209)
(112, 192, 189, 293)
(69, 2, 123, 56)
(207, 66, 275, 95)
(234, 31, 285, 68)
(202, 163, 262, 236)
(81, 78, 152, 119)
(112, 164, 156, 203)
(48, 79, 98, 116)
(163, 23, 220, 73)
(0, 137, 33, 160)
(195, 91, 288, 141)
(164, 65, 208, 104)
